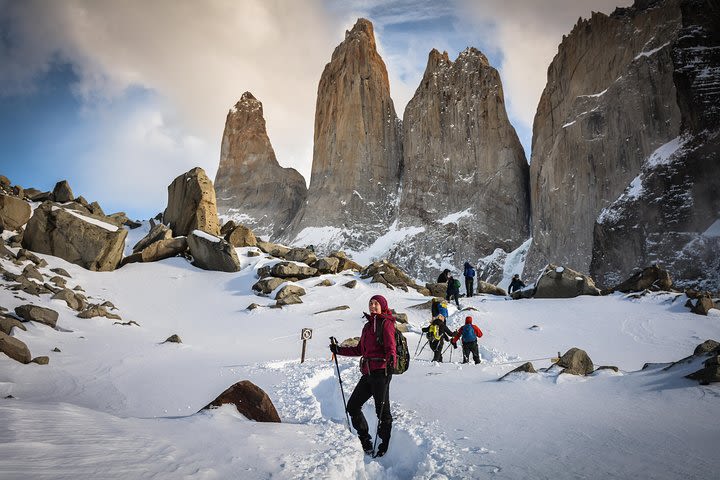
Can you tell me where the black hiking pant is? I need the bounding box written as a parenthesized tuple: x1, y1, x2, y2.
(429, 339, 445, 362)
(446, 291, 460, 307)
(346, 370, 392, 443)
(465, 277, 474, 297)
(462, 341, 480, 364)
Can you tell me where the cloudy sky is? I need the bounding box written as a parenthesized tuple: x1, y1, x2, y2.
(1, 0, 629, 219)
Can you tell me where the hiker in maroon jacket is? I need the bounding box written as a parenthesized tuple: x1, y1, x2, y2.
(330, 294, 397, 457)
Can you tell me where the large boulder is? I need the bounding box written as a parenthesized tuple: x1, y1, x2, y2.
(330, 251, 363, 272)
(0, 314, 27, 334)
(202, 380, 281, 422)
(312, 257, 340, 275)
(187, 230, 240, 272)
(557, 348, 594, 376)
(609, 265, 673, 293)
(285, 248, 317, 265)
(534, 264, 600, 299)
(257, 241, 290, 259)
(477, 281, 507, 296)
(690, 293, 718, 316)
(275, 285, 306, 300)
(14, 304, 59, 328)
(0, 194, 32, 230)
(426, 282, 448, 298)
(361, 260, 427, 293)
(252, 277, 285, 295)
(51, 289, 87, 311)
(132, 224, 172, 253)
(140, 237, 188, 263)
(268, 262, 317, 279)
(0, 331, 32, 364)
(22, 202, 127, 271)
(225, 224, 257, 248)
(52, 180, 74, 203)
(163, 167, 220, 237)
(498, 362, 537, 381)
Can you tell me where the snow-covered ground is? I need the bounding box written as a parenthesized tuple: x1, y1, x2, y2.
(1, 227, 719, 479)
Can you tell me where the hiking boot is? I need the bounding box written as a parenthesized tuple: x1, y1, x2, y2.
(360, 437, 373, 455)
(475, 360, 481, 365)
(375, 441, 389, 457)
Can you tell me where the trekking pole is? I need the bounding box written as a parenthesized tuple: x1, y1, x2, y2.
(449, 344, 453, 363)
(329, 336, 352, 432)
(413, 334, 424, 357)
(372, 374, 390, 458)
(416, 339, 429, 358)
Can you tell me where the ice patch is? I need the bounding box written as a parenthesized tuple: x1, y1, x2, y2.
(51, 206, 119, 232)
(437, 209, 473, 225)
(192, 229, 221, 243)
(634, 41, 671, 60)
(348, 220, 425, 266)
(702, 219, 720, 237)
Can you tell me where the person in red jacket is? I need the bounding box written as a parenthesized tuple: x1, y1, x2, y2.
(451, 316, 484, 364)
(330, 294, 397, 457)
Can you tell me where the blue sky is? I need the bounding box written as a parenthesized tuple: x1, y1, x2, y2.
(0, 0, 627, 219)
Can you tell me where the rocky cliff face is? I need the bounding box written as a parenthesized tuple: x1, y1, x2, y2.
(387, 48, 529, 280)
(283, 18, 403, 250)
(525, 0, 683, 278)
(214, 92, 307, 239)
(590, 0, 720, 290)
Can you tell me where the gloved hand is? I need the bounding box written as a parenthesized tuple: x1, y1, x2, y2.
(451, 340, 457, 349)
(329, 343, 339, 354)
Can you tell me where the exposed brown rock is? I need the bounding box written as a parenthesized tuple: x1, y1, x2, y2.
(132, 224, 172, 253)
(557, 348, 594, 375)
(52, 180, 74, 203)
(0, 331, 31, 364)
(252, 277, 285, 295)
(202, 380, 280, 422)
(186, 231, 240, 272)
(0, 193, 32, 230)
(225, 224, 257, 248)
(163, 167, 220, 237)
(14, 304, 58, 328)
(534, 264, 600, 298)
(498, 362, 536, 381)
(477, 281, 507, 296)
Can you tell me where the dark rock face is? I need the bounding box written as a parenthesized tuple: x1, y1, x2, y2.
(214, 92, 307, 239)
(591, 0, 720, 290)
(391, 48, 529, 281)
(534, 264, 600, 299)
(203, 380, 281, 422)
(284, 18, 403, 251)
(526, 0, 684, 279)
(186, 231, 241, 272)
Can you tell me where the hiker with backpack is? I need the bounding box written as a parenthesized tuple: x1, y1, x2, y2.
(463, 262, 476, 298)
(508, 273, 526, 293)
(437, 268, 450, 284)
(451, 316, 484, 364)
(446, 274, 461, 307)
(329, 294, 397, 457)
(422, 301, 454, 362)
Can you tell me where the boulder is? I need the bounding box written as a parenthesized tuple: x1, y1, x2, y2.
(0, 315, 27, 334)
(225, 224, 257, 248)
(610, 265, 673, 293)
(203, 380, 281, 422)
(163, 167, 220, 237)
(140, 237, 188, 263)
(276, 294, 303, 306)
(50, 267, 71, 278)
(22, 202, 127, 271)
(14, 304, 58, 328)
(52, 180, 74, 203)
(330, 251, 363, 272)
(361, 260, 426, 293)
(187, 230, 240, 272)
(312, 257, 340, 275)
(557, 348, 594, 375)
(499, 362, 536, 380)
(22, 264, 44, 283)
(246, 250, 261, 257)
(690, 294, 717, 316)
(315, 279, 334, 287)
(534, 265, 600, 299)
(275, 285, 306, 300)
(426, 282, 448, 298)
(0, 331, 31, 364)
(132, 223, 172, 253)
(163, 334, 182, 344)
(220, 220, 236, 236)
(314, 305, 350, 314)
(88, 201, 105, 216)
(340, 337, 360, 348)
(77, 305, 121, 320)
(269, 262, 317, 279)
(686, 355, 720, 385)
(252, 277, 285, 295)
(511, 288, 535, 300)
(52, 289, 86, 311)
(49, 276, 67, 288)
(477, 281, 507, 296)
(32, 356, 49, 365)
(17, 249, 45, 266)
(285, 248, 317, 265)
(694, 340, 720, 356)
(0, 243, 15, 260)
(392, 311, 409, 324)
(257, 241, 290, 259)
(0, 193, 32, 230)
(343, 280, 357, 289)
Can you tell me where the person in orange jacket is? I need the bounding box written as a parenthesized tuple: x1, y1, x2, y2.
(451, 316, 484, 364)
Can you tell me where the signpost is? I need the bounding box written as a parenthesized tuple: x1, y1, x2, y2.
(300, 328, 312, 363)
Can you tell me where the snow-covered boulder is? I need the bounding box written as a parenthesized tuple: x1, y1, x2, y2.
(22, 202, 127, 271)
(498, 362, 536, 381)
(225, 224, 257, 248)
(534, 265, 600, 299)
(187, 230, 240, 272)
(252, 277, 284, 295)
(609, 265, 673, 293)
(266, 262, 317, 280)
(257, 241, 289, 259)
(477, 280, 507, 296)
(203, 380, 281, 423)
(557, 348, 594, 376)
(14, 304, 58, 328)
(0, 314, 26, 335)
(284, 247, 316, 265)
(132, 224, 172, 253)
(0, 193, 31, 230)
(275, 285, 306, 301)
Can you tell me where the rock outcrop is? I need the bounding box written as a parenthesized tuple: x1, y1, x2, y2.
(214, 92, 307, 239)
(534, 264, 600, 298)
(164, 167, 220, 237)
(0, 193, 32, 230)
(284, 18, 403, 252)
(203, 380, 281, 422)
(22, 202, 127, 271)
(186, 230, 241, 272)
(389, 48, 529, 280)
(526, 0, 684, 279)
(590, 0, 720, 290)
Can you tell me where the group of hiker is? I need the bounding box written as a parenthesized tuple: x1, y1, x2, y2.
(438, 263, 528, 299)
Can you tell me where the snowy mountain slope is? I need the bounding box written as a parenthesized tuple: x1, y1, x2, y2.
(1, 230, 719, 479)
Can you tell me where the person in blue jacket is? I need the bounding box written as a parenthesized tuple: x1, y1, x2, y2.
(463, 262, 476, 297)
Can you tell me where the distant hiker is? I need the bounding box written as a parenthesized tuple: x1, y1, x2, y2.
(437, 268, 450, 284)
(451, 316, 484, 364)
(430, 297, 448, 320)
(463, 262, 476, 298)
(508, 274, 526, 293)
(422, 309, 454, 362)
(446, 274, 461, 307)
(329, 294, 396, 457)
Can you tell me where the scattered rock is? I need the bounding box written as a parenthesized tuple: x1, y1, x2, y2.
(22, 264, 44, 283)
(132, 223, 172, 253)
(257, 241, 290, 259)
(246, 250, 261, 257)
(14, 304, 59, 328)
(330, 251, 363, 272)
(187, 230, 240, 272)
(557, 347, 594, 375)
(113, 320, 140, 327)
(534, 265, 600, 299)
(17, 249, 44, 266)
(498, 362, 536, 380)
(50, 268, 71, 278)
(0, 243, 15, 260)
(139, 237, 188, 263)
(314, 305, 350, 314)
(220, 220, 236, 236)
(275, 285, 306, 301)
(163, 334, 182, 344)
(312, 257, 340, 274)
(52, 289, 87, 311)
(477, 280, 507, 296)
(267, 262, 317, 279)
(225, 224, 257, 248)
(595, 366, 619, 372)
(0, 331, 32, 364)
(49, 276, 67, 288)
(285, 248, 317, 265)
(694, 340, 720, 356)
(608, 265, 673, 294)
(343, 280, 357, 289)
(202, 380, 281, 422)
(392, 311, 409, 324)
(426, 282, 448, 298)
(0, 193, 32, 230)
(52, 180, 74, 203)
(77, 305, 121, 320)
(361, 260, 426, 293)
(690, 293, 717, 315)
(52, 347, 61, 352)
(315, 279, 334, 287)
(163, 167, 220, 237)
(31, 356, 49, 365)
(340, 337, 360, 348)
(276, 295, 303, 306)
(0, 315, 27, 334)
(246, 303, 262, 310)
(252, 277, 285, 295)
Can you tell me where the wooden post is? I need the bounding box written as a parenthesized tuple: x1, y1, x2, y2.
(300, 328, 312, 363)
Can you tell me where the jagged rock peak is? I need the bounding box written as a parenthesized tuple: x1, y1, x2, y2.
(232, 91, 262, 114)
(425, 48, 489, 74)
(426, 49, 450, 71)
(344, 18, 375, 46)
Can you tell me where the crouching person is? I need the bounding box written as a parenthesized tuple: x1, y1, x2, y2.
(451, 316, 484, 364)
(330, 295, 397, 457)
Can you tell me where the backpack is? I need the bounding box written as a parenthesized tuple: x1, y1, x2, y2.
(377, 318, 410, 375)
(465, 266, 476, 278)
(461, 324, 477, 343)
(452, 278, 461, 290)
(427, 324, 441, 340)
